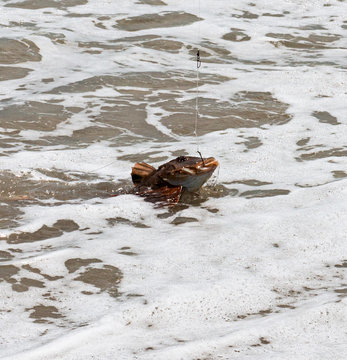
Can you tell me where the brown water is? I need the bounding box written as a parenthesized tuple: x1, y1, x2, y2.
(0, 1, 346, 358)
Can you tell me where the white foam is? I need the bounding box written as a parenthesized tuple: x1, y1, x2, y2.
(1, 0, 347, 359)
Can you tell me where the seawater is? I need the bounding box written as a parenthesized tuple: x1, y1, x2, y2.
(0, 0, 346, 359)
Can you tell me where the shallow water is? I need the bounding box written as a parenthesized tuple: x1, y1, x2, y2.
(0, 0, 346, 359)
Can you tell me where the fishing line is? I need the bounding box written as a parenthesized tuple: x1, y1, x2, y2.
(89, 159, 119, 173)
(194, 0, 201, 154)
(25, 159, 119, 196)
(194, 50, 201, 151)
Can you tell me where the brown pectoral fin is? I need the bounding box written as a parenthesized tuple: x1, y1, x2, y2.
(131, 162, 156, 185)
(135, 186, 182, 206)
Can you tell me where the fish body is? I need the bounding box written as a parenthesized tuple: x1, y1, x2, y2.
(131, 156, 219, 205)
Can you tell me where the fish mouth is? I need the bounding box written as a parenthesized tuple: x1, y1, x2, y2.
(166, 157, 219, 191)
(196, 157, 219, 173)
(180, 157, 219, 175)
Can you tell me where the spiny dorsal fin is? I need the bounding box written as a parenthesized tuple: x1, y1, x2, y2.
(131, 162, 156, 185)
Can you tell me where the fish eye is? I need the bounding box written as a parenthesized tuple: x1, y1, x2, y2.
(177, 156, 187, 162)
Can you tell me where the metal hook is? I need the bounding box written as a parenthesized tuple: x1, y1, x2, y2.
(196, 50, 201, 69)
(197, 150, 205, 166)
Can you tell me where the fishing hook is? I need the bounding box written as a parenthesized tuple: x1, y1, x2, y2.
(197, 150, 205, 166)
(196, 50, 201, 69)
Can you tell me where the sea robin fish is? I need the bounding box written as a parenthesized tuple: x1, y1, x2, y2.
(129, 155, 219, 205)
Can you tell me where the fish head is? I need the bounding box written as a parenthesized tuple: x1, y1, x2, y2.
(159, 156, 219, 192)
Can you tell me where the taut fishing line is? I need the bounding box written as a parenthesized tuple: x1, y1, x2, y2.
(194, 0, 201, 155)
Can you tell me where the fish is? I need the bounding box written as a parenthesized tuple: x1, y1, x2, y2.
(130, 155, 219, 205)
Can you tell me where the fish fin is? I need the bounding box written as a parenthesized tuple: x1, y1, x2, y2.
(135, 186, 182, 207)
(131, 162, 156, 185)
